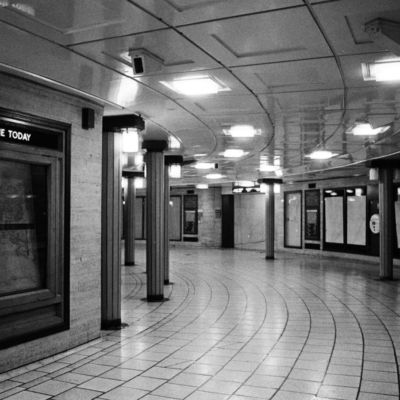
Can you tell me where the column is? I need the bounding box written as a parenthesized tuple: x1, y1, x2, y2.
(123, 171, 144, 266)
(379, 167, 394, 279)
(164, 164, 170, 284)
(258, 179, 282, 260)
(265, 183, 275, 259)
(143, 141, 168, 301)
(101, 130, 122, 329)
(164, 156, 183, 284)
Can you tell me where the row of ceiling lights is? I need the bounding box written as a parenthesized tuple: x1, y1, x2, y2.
(123, 59, 399, 175)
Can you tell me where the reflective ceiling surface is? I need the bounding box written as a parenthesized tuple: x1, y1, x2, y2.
(1, 0, 400, 185)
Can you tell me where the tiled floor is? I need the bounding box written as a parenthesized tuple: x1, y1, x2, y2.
(1, 247, 400, 400)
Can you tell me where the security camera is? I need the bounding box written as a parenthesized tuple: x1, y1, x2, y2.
(129, 48, 164, 76)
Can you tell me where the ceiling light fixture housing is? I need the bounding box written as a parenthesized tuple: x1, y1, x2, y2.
(160, 76, 230, 96)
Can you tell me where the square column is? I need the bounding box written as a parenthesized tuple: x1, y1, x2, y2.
(379, 167, 394, 279)
(101, 130, 122, 329)
(143, 141, 168, 301)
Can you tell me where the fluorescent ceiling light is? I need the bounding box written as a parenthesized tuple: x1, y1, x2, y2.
(306, 150, 338, 160)
(362, 60, 400, 82)
(194, 162, 215, 169)
(169, 164, 182, 178)
(221, 149, 247, 158)
(169, 136, 181, 148)
(235, 181, 254, 187)
(196, 184, 209, 189)
(194, 153, 207, 157)
(347, 121, 390, 136)
(206, 173, 224, 179)
(275, 169, 283, 177)
(223, 125, 259, 137)
(260, 164, 278, 172)
(122, 128, 139, 153)
(160, 76, 230, 96)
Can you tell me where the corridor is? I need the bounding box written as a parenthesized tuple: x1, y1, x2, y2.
(0, 248, 399, 400)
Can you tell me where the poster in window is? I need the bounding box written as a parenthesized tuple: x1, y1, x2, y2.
(305, 190, 320, 241)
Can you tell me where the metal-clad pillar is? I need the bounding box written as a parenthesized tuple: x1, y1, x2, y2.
(265, 183, 275, 259)
(379, 167, 394, 279)
(143, 141, 168, 301)
(102, 114, 145, 327)
(101, 130, 122, 329)
(123, 171, 144, 266)
(259, 179, 282, 260)
(164, 156, 183, 284)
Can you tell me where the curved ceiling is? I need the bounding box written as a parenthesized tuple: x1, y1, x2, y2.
(1, 0, 400, 185)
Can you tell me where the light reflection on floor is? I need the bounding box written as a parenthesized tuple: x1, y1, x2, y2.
(1, 247, 400, 399)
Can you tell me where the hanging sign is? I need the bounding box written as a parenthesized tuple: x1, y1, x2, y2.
(369, 214, 380, 234)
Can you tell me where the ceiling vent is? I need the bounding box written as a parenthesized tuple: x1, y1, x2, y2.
(129, 48, 164, 76)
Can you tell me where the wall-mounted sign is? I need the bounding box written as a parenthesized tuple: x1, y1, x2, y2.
(0, 121, 62, 151)
(369, 214, 380, 234)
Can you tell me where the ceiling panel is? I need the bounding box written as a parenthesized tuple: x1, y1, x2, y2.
(259, 90, 345, 113)
(130, 0, 304, 26)
(232, 58, 343, 94)
(70, 29, 221, 76)
(311, 0, 400, 55)
(0, 0, 165, 46)
(179, 8, 333, 68)
(176, 95, 264, 116)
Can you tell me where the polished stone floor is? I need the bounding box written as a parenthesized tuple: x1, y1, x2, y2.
(1, 247, 400, 400)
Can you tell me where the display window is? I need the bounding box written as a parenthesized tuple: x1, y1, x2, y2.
(0, 109, 70, 348)
(284, 191, 302, 248)
(323, 187, 367, 252)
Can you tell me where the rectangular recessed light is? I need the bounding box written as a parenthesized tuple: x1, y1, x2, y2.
(362, 60, 400, 81)
(346, 121, 390, 135)
(306, 150, 338, 160)
(160, 76, 230, 96)
(194, 162, 216, 169)
(221, 149, 247, 158)
(223, 125, 260, 137)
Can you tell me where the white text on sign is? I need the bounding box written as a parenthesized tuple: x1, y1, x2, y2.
(0, 129, 31, 142)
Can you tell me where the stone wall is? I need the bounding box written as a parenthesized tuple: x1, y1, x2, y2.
(0, 74, 103, 372)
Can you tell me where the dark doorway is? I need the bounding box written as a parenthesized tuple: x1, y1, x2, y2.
(222, 195, 234, 248)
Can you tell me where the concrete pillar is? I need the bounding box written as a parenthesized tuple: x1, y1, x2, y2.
(101, 130, 122, 329)
(143, 141, 168, 301)
(265, 183, 275, 259)
(379, 168, 394, 279)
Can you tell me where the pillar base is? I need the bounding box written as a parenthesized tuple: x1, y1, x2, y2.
(265, 256, 275, 260)
(101, 318, 122, 330)
(164, 279, 170, 285)
(125, 262, 135, 266)
(147, 295, 164, 302)
(379, 276, 393, 281)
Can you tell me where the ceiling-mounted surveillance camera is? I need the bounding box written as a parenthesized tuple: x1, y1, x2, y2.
(129, 48, 164, 76)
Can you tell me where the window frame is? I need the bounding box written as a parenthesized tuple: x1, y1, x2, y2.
(0, 109, 70, 349)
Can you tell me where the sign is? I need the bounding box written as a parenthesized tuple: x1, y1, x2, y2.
(305, 190, 320, 241)
(0, 122, 62, 150)
(370, 214, 380, 234)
